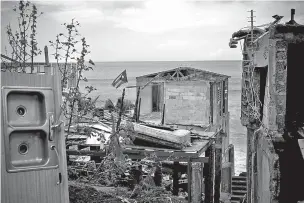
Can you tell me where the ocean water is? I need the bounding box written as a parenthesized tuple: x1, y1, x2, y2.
(80, 60, 247, 175)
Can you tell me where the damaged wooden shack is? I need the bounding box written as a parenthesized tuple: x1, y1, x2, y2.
(67, 67, 235, 203)
(229, 9, 304, 203)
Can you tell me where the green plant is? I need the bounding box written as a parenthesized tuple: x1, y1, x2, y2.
(49, 19, 98, 138)
(2, 0, 43, 72)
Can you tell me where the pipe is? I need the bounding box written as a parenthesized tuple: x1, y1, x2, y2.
(291, 8, 295, 21)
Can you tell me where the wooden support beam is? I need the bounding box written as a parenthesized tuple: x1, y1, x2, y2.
(191, 162, 202, 203)
(205, 144, 215, 203)
(204, 147, 210, 203)
(67, 149, 209, 163)
(133, 87, 140, 121)
(141, 73, 162, 90)
(171, 70, 178, 79)
(201, 163, 205, 197)
(214, 135, 223, 203)
(137, 98, 141, 122)
(187, 159, 192, 203)
(161, 103, 165, 125)
(173, 161, 180, 196)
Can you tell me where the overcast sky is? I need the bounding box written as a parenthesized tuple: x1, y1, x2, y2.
(1, 1, 304, 62)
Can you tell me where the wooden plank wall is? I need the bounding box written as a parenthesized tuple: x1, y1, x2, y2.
(53, 66, 70, 203)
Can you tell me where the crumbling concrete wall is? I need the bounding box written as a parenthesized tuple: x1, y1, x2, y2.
(247, 24, 304, 203)
(263, 25, 304, 133)
(262, 39, 288, 133)
(164, 80, 210, 126)
(246, 32, 270, 68)
(252, 129, 280, 203)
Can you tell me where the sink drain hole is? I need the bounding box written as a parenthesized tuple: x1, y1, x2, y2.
(18, 143, 29, 155)
(16, 106, 26, 116)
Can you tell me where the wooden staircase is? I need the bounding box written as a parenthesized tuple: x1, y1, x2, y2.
(231, 176, 247, 203)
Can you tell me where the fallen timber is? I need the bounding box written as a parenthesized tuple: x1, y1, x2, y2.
(66, 102, 232, 203)
(67, 139, 212, 163)
(66, 126, 224, 203)
(67, 112, 192, 149)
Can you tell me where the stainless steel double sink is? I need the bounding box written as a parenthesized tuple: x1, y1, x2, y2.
(2, 87, 59, 172)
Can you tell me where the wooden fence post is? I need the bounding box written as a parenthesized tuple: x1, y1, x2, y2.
(161, 103, 165, 125)
(137, 98, 141, 122)
(133, 87, 140, 121)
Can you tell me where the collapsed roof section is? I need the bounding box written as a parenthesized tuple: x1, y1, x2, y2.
(136, 67, 230, 83)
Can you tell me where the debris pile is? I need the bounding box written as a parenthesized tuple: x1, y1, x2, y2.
(68, 157, 188, 203)
(66, 105, 212, 202)
(69, 181, 186, 203)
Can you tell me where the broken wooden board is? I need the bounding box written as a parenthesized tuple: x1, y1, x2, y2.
(133, 123, 191, 145)
(134, 133, 185, 149)
(66, 137, 214, 162)
(67, 134, 89, 140)
(192, 131, 215, 137)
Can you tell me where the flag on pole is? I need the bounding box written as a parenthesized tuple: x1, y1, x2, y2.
(112, 70, 128, 88)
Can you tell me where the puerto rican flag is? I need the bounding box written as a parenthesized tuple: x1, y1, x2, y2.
(112, 70, 128, 89)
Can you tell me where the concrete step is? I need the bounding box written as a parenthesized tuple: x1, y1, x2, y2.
(231, 194, 246, 201)
(232, 190, 247, 195)
(231, 175, 247, 202)
(232, 179, 247, 186)
(232, 176, 247, 180)
(232, 185, 247, 191)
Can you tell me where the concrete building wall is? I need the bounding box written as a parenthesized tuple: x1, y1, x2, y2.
(262, 39, 288, 133)
(254, 129, 280, 203)
(245, 24, 304, 203)
(164, 80, 210, 126)
(139, 85, 153, 114)
(246, 128, 281, 203)
(263, 28, 304, 133)
(253, 32, 270, 67)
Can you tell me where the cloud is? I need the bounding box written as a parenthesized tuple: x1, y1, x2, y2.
(37, 1, 104, 24)
(97, 1, 145, 11)
(209, 48, 224, 58)
(50, 8, 105, 24)
(3, 1, 304, 62)
(35, 1, 146, 25)
(157, 40, 189, 49)
(111, 0, 229, 33)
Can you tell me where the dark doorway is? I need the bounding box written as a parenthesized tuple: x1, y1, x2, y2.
(256, 66, 268, 121)
(286, 42, 304, 132)
(152, 84, 161, 112)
